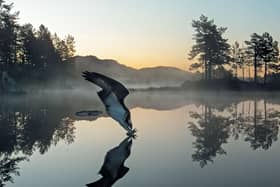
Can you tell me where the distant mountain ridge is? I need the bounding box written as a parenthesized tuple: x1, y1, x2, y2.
(73, 55, 198, 88)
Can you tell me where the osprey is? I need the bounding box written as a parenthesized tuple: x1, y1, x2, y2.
(82, 71, 136, 135)
(86, 137, 132, 187)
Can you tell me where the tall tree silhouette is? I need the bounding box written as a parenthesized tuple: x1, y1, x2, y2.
(65, 35, 75, 60)
(189, 15, 230, 80)
(18, 24, 36, 66)
(0, 1, 19, 70)
(245, 33, 264, 83)
(53, 34, 76, 62)
(35, 25, 60, 71)
(260, 32, 279, 85)
(231, 41, 245, 79)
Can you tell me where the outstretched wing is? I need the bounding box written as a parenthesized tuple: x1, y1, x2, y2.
(82, 71, 129, 100)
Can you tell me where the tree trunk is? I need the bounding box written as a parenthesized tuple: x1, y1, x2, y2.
(254, 53, 257, 84)
(208, 61, 212, 80)
(204, 105, 207, 123)
(242, 66, 245, 81)
(264, 99, 267, 122)
(235, 103, 238, 121)
(209, 106, 212, 120)
(204, 59, 208, 81)
(264, 61, 267, 85)
(254, 99, 257, 127)
(248, 100, 251, 116)
(248, 65, 251, 81)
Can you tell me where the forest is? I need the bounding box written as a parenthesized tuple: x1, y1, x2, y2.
(187, 15, 280, 90)
(0, 0, 76, 93)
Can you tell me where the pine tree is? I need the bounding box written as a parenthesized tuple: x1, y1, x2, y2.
(189, 15, 230, 80)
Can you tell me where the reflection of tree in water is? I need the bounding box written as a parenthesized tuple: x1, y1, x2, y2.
(189, 99, 280, 167)
(0, 155, 26, 187)
(242, 100, 279, 150)
(0, 101, 76, 186)
(188, 105, 231, 168)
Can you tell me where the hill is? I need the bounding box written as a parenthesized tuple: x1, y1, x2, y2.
(73, 56, 197, 88)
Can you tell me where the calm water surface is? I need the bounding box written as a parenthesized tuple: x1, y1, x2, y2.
(2, 91, 280, 187)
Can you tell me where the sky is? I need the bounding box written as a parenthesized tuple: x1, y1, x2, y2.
(10, 0, 280, 70)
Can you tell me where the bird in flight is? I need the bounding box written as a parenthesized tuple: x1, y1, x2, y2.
(82, 71, 136, 136)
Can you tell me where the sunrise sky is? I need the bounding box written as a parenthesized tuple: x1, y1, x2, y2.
(11, 0, 280, 70)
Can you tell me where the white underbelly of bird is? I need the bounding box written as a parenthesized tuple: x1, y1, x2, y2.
(104, 93, 127, 124)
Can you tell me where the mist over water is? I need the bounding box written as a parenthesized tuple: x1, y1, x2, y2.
(0, 0, 280, 186)
(1, 90, 280, 187)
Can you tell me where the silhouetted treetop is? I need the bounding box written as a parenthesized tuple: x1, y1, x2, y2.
(189, 15, 230, 80)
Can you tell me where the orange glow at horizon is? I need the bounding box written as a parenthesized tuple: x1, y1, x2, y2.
(77, 50, 190, 70)
(76, 38, 191, 70)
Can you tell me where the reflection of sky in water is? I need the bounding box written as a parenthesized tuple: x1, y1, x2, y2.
(5, 101, 280, 187)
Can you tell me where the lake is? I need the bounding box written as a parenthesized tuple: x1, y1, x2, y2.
(1, 91, 280, 187)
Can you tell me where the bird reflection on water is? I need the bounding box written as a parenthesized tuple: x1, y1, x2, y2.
(86, 137, 133, 187)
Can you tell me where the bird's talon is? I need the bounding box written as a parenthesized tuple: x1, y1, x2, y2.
(127, 129, 137, 138)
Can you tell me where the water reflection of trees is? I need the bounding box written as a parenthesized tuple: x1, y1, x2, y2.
(0, 99, 75, 186)
(189, 105, 231, 167)
(242, 100, 279, 150)
(189, 99, 280, 167)
(0, 155, 26, 187)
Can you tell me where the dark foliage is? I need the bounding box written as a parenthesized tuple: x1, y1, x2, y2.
(0, 1, 76, 93)
(188, 15, 280, 89)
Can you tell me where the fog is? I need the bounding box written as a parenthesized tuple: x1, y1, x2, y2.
(3, 89, 280, 118)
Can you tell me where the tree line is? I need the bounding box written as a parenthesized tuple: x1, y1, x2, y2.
(0, 0, 76, 83)
(189, 15, 280, 85)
